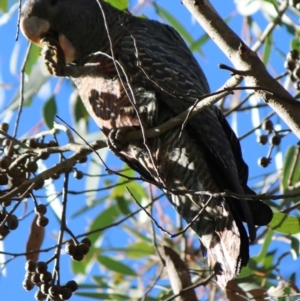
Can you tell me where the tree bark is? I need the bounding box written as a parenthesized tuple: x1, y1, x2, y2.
(182, 0, 300, 139)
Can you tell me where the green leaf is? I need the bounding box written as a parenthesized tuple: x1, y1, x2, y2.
(291, 38, 300, 53)
(105, 0, 128, 10)
(73, 95, 89, 123)
(89, 204, 121, 244)
(281, 146, 300, 205)
(71, 196, 108, 218)
(25, 44, 41, 75)
(253, 229, 273, 263)
(116, 196, 131, 215)
(75, 292, 128, 300)
(126, 242, 155, 258)
(263, 35, 272, 65)
(97, 255, 137, 276)
(152, 3, 203, 55)
(106, 242, 155, 258)
(123, 225, 152, 243)
(0, 0, 8, 12)
(43, 96, 57, 129)
(269, 212, 300, 234)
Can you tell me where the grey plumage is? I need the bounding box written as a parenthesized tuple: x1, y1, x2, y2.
(20, 0, 273, 289)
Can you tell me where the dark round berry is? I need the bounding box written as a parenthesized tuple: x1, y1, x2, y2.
(257, 135, 268, 145)
(34, 289, 47, 301)
(59, 287, 72, 300)
(7, 214, 19, 230)
(40, 283, 50, 295)
(51, 172, 61, 180)
(37, 216, 49, 227)
(0, 123, 9, 133)
(77, 243, 90, 255)
(71, 253, 84, 261)
(258, 157, 271, 168)
(36, 261, 48, 274)
(271, 134, 281, 146)
(35, 204, 47, 216)
(28, 139, 38, 148)
(65, 241, 76, 255)
(0, 174, 8, 185)
(31, 273, 42, 285)
(25, 161, 38, 173)
(77, 156, 87, 164)
(73, 170, 84, 180)
(81, 237, 91, 247)
(48, 285, 61, 298)
(40, 271, 52, 283)
(0, 156, 11, 169)
(25, 260, 36, 272)
(262, 119, 273, 132)
(65, 280, 78, 292)
(39, 152, 50, 160)
(22, 278, 35, 291)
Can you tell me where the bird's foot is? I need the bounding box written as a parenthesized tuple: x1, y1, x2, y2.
(107, 127, 137, 152)
(41, 37, 66, 76)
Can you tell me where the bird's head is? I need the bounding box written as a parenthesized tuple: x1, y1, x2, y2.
(20, 0, 112, 63)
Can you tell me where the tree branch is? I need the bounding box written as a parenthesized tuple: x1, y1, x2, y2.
(182, 0, 300, 139)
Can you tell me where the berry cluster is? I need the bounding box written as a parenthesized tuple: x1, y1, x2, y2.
(257, 119, 282, 168)
(284, 49, 300, 88)
(23, 260, 78, 300)
(65, 237, 91, 261)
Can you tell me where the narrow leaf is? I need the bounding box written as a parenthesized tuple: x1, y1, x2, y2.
(43, 95, 57, 129)
(97, 255, 137, 276)
(269, 212, 300, 234)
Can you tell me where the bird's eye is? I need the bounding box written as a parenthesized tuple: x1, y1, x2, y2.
(49, 0, 59, 6)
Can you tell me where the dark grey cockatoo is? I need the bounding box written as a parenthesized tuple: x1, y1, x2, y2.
(20, 0, 273, 289)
